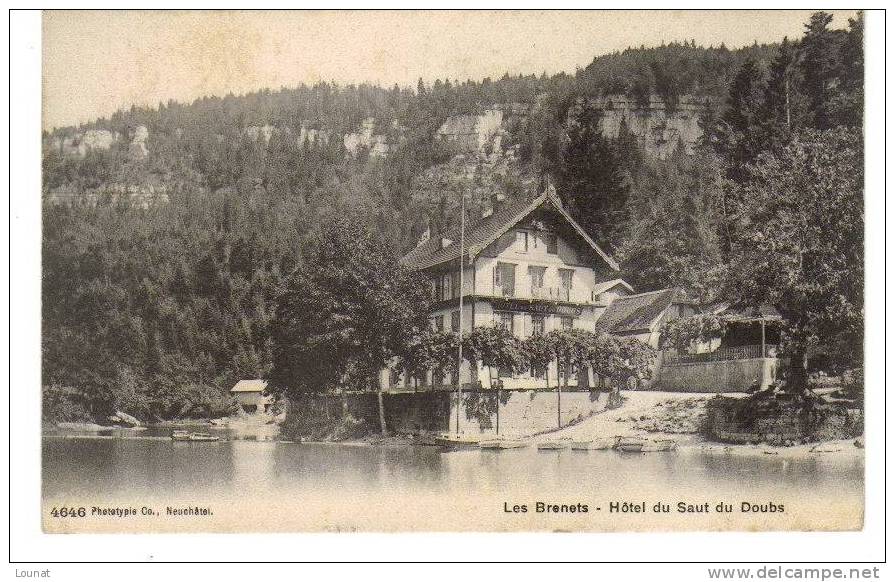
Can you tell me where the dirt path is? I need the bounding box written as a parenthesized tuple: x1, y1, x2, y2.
(535, 390, 716, 445)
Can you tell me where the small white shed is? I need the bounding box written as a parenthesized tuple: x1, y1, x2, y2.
(230, 379, 273, 414)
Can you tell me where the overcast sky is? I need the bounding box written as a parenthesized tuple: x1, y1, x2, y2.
(42, 10, 858, 131)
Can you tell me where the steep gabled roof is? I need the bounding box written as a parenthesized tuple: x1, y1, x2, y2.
(400, 192, 619, 271)
(713, 302, 783, 322)
(592, 278, 635, 296)
(595, 288, 692, 335)
(231, 379, 268, 393)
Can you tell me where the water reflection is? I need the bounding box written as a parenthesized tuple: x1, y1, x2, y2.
(43, 438, 863, 505)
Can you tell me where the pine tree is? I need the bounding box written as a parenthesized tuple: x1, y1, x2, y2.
(760, 37, 807, 143)
(712, 59, 766, 181)
(832, 12, 864, 128)
(800, 12, 840, 130)
(557, 105, 629, 250)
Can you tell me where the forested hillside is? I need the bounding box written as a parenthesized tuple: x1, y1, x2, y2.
(42, 12, 863, 421)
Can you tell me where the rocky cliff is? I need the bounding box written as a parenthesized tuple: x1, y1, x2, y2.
(586, 94, 717, 159)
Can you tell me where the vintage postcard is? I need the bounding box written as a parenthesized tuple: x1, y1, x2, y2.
(38, 9, 867, 535)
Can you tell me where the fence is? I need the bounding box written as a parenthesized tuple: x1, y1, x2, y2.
(663, 344, 778, 365)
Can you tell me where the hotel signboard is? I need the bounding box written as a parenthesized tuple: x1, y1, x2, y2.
(491, 297, 583, 317)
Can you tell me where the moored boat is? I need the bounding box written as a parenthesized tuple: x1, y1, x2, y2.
(479, 439, 528, 450)
(427, 433, 480, 447)
(641, 439, 678, 452)
(187, 432, 220, 442)
(171, 430, 191, 441)
(616, 437, 647, 452)
(570, 438, 617, 451)
(616, 437, 677, 452)
(537, 441, 569, 451)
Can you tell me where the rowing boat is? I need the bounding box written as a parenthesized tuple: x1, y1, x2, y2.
(479, 439, 528, 450)
(416, 433, 480, 447)
(570, 438, 617, 450)
(188, 432, 220, 442)
(537, 441, 569, 451)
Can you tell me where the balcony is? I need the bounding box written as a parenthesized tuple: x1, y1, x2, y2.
(529, 286, 571, 302)
(663, 344, 780, 365)
(494, 284, 516, 298)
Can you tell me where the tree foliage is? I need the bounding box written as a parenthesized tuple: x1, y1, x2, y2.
(659, 313, 725, 352)
(40, 12, 863, 419)
(462, 326, 525, 384)
(588, 333, 657, 406)
(269, 215, 431, 396)
(555, 106, 629, 250)
(725, 127, 863, 388)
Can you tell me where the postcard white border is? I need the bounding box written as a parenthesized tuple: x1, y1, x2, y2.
(7, 3, 888, 572)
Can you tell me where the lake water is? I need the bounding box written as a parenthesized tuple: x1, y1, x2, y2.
(42, 433, 864, 532)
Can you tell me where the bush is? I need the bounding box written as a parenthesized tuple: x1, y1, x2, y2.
(42, 385, 93, 423)
(177, 384, 239, 419)
(279, 401, 371, 441)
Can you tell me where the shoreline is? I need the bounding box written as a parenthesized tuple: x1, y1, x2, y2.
(45, 391, 863, 461)
(42, 430, 864, 462)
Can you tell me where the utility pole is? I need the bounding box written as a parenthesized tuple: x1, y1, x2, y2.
(455, 193, 466, 436)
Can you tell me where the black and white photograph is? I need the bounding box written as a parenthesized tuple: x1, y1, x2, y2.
(7, 7, 887, 570)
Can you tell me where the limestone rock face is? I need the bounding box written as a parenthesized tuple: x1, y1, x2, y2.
(45, 182, 170, 209)
(53, 129, 119, 158)
(298, 124, 330, 147)
(584, 94, 717, 159)
(435, 109, 504, 154)
(129, 125, 149, 159)
(343, 117, 398, 159)
(245, 124, 275, 144)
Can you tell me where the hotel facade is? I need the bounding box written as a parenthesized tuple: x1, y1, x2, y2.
(393, 188, 697, 391)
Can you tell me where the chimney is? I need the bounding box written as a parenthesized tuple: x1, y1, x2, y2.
(544, 174, 557, 198)
(416, 224, 431, 247)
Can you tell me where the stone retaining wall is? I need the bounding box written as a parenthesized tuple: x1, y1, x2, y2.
(654, 357, 779, 393)
(705, 395, 863, 445)
(290, 388, 606, 438)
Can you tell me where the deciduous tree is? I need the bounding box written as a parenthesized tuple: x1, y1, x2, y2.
(725, 127, 863, 391)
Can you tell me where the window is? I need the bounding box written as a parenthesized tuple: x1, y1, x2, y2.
(530, 315, 545, 336)
(494, 262, 516, 297)
(451, 271, 460, 299)
(451, 310, 460, 332)
(559, 268, 574, 301)
(442, 273, 452, 300)
(433, 276, 443, 300)
(545, 234, 558, 254)
(528, 266, 546, 297)
(560, 316, 574, 330)
(558, 361, 577, 381)
(430, 317, 439, 331)
(496, 311, 514, 333)
(517, 230, 529, 252)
